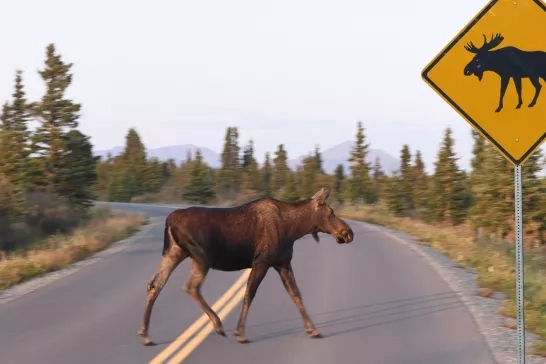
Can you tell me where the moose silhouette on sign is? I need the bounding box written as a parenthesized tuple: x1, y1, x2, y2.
(463, 33, 546, 113)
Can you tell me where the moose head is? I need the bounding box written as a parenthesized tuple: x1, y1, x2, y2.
(308, 188, 354, 244)
(463, 33, 505, 81)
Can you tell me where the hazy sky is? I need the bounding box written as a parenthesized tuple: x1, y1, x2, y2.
(1, 0, 543, 173)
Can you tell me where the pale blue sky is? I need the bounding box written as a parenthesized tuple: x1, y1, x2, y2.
(1, 0, 542, 173)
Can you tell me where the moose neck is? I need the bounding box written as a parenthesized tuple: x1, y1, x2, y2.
(282, 200, 317, 241)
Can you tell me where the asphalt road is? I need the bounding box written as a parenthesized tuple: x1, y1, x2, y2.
(0, 202, 497, 364)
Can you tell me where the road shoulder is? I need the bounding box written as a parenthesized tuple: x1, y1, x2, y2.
(361, 220, 546, 364)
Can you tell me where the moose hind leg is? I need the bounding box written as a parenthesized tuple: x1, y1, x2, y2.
(496, 77, 510, 112)
(528, 77, 542, 107)
(275, 263, 321, 338)
(138, 249, 186, 346)
(514, 78, 523, 109)
(234, 263, 269, 343)
(184, 260, 226, 337)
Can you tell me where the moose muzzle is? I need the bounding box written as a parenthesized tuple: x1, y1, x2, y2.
(335, 227, 354, 244)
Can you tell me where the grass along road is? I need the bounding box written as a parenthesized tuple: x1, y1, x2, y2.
(0, 206, 147, 292)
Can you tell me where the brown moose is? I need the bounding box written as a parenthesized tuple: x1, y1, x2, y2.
(138, 187, 354, 345)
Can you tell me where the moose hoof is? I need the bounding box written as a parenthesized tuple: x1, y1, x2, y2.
(495, 108, 502, 113)
(235, 335, 250, 343)
(516, 104, 522, 109)
(215, 328, 227, 337)
(234, 330, 249, 343)
(528, 103, 536, 108)
(138, 334, 156, 346)
(308, 329, 323, 338)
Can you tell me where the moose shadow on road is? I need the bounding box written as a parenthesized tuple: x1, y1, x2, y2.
(226, 291, 465, 343)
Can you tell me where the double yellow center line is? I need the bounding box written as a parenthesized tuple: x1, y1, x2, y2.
(149, 269, 251, 364)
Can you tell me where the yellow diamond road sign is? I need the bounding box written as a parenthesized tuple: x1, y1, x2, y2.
(422, 0, 546, 166)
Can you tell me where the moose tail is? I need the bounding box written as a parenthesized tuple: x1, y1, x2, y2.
(162, 224, 175, 256)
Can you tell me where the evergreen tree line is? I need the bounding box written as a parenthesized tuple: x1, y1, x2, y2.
(1, 43, 543, 253)
(96, 122, 546, 247)
(0, 44, 98, 252)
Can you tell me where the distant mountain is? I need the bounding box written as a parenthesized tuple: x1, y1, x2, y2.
(287, 140, 400, 175)
(93, 144, 223, 168)
(93, 141, 399, 175)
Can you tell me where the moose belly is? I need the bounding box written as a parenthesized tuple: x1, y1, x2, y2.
(209, 245, 255, 271)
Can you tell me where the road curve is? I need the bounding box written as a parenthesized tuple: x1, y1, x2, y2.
(0, 202, 497, 364)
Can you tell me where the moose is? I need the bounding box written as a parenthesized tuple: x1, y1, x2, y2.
(463, 33, 546, 112)
(138, 187, 354, 345)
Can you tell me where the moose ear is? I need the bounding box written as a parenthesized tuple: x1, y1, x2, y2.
(311, 187, 330, 205)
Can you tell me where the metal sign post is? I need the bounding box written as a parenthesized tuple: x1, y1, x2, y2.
(514, 165, 525, 362)
(420, 0, 546, 362)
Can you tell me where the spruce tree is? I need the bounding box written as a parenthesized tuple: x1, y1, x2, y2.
(399, 144, 413, 215)
(371, 157, 387, 202)
(31, 44, 83, 192)
(451, 170, 473, 225)
(386, 172, 404, 216)
(273, 144, 289, 194)
(469, 133, 493, 231)
(429, 127, 466, 224)
(183, 149, 216, 204)
(469, 129, 486, 190)
(0, 175, 25, 250)
(0, 70, 31, 191)
(281, 171, 299, 201)
(144, 157, 165, 193)
(482, 145, 513, 237)
(55, 130, 99, 210)
(300, 153, 320, 197)
(314, 145, 324, 174)
(118, 128, 148, 199)
(218, 127, 240, 198)
(174, 153, 194, 194)
(247, 158, 261, 192)
(240, 140, 260, 192)
(412, 150, 428, 219)
(334, 164, 346, 204)
(241, 139, 255, 169)
(347, 121, 374, 203)
(261, 152, 273, 196)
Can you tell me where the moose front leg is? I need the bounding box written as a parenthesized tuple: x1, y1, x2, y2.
(234, 263, 269, 343)
(275, 263, 321, 338)
(528, 77, 542, 108)
(496, 76, 510, 113)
